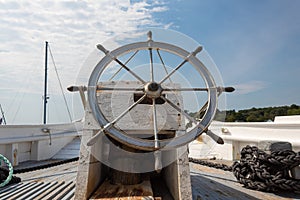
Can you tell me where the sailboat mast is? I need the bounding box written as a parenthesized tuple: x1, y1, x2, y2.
(0, 104, 7, 125)
(43, 41, 49, 124)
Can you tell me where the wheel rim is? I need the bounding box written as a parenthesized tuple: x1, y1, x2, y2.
(88, 34, 218, 151)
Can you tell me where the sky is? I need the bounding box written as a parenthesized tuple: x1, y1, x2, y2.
(0, 0, 299, 124)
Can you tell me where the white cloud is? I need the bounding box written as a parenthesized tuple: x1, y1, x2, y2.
(0, 0, 168, 91)
(0, 0, 169, 123)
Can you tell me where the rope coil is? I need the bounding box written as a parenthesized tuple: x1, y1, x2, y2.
(0, 154, 13, 187)
(0, 156, 79, 188)
(189, 145, 300, 192)
(233, 145, 300, 192)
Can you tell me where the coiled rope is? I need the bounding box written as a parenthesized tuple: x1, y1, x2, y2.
(233, 145, 300, 192)
(0, 155, 79, 188)
(0, 154, 13, 187)
(189, 145, 300, 192)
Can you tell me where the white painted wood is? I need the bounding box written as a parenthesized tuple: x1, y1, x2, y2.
(189, 115, 300, 160)
(52, 136, 81, 159)
(0, 121, 83, 165)
(96, 81, 185, 132)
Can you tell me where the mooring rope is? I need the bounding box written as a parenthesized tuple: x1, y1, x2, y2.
(189, 145, 300, 192)
(0, 155, 79, 188)
(13, 157, 79, 174)
(0, 154, 13, 187)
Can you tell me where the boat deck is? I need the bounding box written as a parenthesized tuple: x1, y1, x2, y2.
(0, 160, 77, 200)
(1, 160, 300, 199)
(190, 162, 300, 200)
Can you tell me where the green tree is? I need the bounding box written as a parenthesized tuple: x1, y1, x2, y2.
(291, 104, 299, 109)
(188, 104, 300, 123)
(246, 114, 257, 122)
(288, 108, 300, 115)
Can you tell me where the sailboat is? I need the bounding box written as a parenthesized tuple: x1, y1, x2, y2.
(0, 42, 83, 167)
(0, 34, 299, 199)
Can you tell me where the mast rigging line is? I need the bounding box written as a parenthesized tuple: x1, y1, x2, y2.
(47, 43, 73, 123)
(0, 104, 7, 125)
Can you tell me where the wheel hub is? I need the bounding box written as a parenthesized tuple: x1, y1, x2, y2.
(144, 82, 162, 99)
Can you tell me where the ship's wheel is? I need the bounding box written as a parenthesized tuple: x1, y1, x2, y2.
(85, 31, 232, 151)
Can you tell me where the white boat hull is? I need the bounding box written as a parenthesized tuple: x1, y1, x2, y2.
(189, 115, 300, 160)
(0, 122, 83, 166)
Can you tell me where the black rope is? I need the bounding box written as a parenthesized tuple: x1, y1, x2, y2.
(189, 145, 300, 192)
(189, 157, 232, 171)
(14, 157, 79, 174)
(0, 167, 21, 186)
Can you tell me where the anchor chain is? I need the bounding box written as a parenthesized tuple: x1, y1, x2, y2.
(189, 145, 300, 192)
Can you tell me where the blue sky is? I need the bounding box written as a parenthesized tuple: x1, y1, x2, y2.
(159, 0, 300, 110)
(0, 0, 299, 124)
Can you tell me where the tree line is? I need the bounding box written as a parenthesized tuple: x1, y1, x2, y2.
(189, 104, 300, 122)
